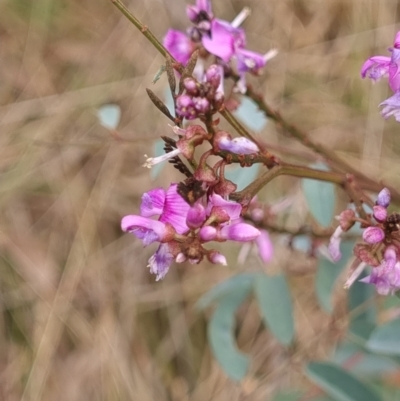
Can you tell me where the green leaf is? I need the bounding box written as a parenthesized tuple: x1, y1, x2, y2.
(333, 341, 399, 376)
(224, 164, 260, 191)
(97, 104, 121, 129)
(366, 318, 400, 356)
(272, 390, 304, 401)
(254, 273, 294, 346)
(234, 97, 267, 132)
(301, 163, 335, 227)
(196, 273, 255, 310)
(208, 287, 251, 381)
(316, 242, 354, 313)
(347, 320, 376, 346)
(348, 270, 376, 335)
(305, 362, 382, 401)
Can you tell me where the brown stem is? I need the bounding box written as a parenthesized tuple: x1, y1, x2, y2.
(242, 83, 400, 201)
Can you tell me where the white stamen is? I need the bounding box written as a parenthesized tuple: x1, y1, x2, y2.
(231, 7, 251, 28)
(142, 148, 181, 168)
(344, 262, 367, 289)
(244, 58, 256, 69)
(263, 49, 278, 62)
(169, 124, 185, 136)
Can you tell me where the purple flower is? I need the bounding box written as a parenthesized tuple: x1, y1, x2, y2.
(380, 92, 400, 122)
(163, 29, 194, 65)
(140, 188, 165, 217)
(201, 19, 277, 93)
(163, 2, 276, 93)
(121, 215, 174, 245)
(186, 0, 213, 22)
(361, 31, 400, 92)
(216, 134, 259, 154)
(158, 184, 191, 234)
(361, 32, 400, 121)
(121, 184, 190, 280)
(148, 243, 175, 281)
(360, 256, 400, 296)
(202, 19, 246, 62)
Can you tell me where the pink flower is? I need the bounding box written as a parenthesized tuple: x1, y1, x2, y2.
(163, 29, 194, 65)
(361, 32, 400, 121)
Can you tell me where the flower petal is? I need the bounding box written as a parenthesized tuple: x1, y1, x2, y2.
(160, 184, 190, 234)
(163, 29, 193, 65)
(148, 243, 174, 281)
(255, 230, 273, 263)
(121, 215, 168, 245)
(140, 188, 166, 217)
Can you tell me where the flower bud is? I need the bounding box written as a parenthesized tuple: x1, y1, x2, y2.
(373, 205, 387, 222)
(186, 5, 199, 22)
(193, 97, 210, 113)
(377, 188, 391, 208)
(363, 226, 385, 244)
(207, 250, 227, 265)
(199, 226, 217, 241)
(186, 203, 206, 228)
(183, 77, 199, 95)
(220, 223, 260, 242)
(206, 64, 221, 88)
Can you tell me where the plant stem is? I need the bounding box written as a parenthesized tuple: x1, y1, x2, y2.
(109, 0, 400, 207)
(242, 83, 400, 200)
(231, 164, 345, 203)
(109, 0, 179, 67)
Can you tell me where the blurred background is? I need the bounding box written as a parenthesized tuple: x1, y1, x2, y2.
(1, 0, 400, 400)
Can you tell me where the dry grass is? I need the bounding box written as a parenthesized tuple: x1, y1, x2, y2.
(1, 0, 400, 400)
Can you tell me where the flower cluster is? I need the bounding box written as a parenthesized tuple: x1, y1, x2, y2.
(121, 184, 262, 280)
(163, 0, 277, 93)
(329, 188, 400, 295)
(143, 124, 261, 175)
(176, 64, 224, 120)
(361, 31, 400, 121)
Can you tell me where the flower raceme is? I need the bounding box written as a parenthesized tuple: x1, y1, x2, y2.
(361, 31, 400, 121)
(329, 188, 400, 295)
(121, 184, 263, 280)
(163, 0, 277, 93)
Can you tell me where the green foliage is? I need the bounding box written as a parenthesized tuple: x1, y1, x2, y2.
(207, 285, 252, 381)
(366, 318, 400, 356)
(333, 342, 399, 376)
(305, 362, 383, 401)
(196, 273, 255, 310)
(254, 272, 294, 346)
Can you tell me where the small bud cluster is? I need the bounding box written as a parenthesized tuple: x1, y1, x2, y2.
(176, 64, 224, 120)
(329, 188, 400, 295)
